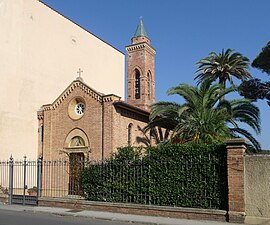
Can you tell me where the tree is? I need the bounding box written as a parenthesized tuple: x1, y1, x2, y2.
(195, 49, 252, 90)
(136, 125, 170, 146)
(252, 41, 270, 74)
(239, 79, 270, 106)
(145, 81, 261, 150)
(239, 41, 270, 106)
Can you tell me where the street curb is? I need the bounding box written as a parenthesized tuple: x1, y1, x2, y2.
(24, 208, 177, 225)
(0, 204, 242, 225)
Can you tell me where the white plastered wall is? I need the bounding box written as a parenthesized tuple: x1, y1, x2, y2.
(0, 0, 124, 159)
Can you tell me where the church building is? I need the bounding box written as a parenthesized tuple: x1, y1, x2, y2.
(37, 18, 156, 161)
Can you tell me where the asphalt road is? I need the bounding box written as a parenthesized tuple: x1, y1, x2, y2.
(0, 209, 137, 225)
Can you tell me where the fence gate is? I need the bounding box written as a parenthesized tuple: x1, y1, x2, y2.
(8, 156, 42, 206)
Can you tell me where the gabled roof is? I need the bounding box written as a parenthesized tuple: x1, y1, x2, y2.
(41, 79, 121, 111)
(113, 100, 150, 117)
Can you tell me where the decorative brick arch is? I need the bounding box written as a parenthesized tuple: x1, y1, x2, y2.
(63, 128, 90, 149)
(132, 66, 143, 78)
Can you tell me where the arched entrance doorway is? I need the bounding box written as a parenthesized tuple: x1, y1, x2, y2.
(68, 136, 85, 195)
(63, 129, 90, 195)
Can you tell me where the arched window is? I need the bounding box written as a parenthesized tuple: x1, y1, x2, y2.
(135, 69, 140, 99)
(147, 71, 151, 100)
(128, 123, 133, 146)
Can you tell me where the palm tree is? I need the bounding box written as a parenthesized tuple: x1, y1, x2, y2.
(136, 125, 170, 146)
(145, 81, 261, 150)
(195, 49, 252, 90)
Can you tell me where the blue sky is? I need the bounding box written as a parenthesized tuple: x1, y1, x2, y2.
(42, 0, 270, 149)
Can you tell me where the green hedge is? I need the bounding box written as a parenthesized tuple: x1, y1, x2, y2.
(81, 143, 228, 210)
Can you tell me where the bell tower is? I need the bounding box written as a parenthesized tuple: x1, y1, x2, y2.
(126, 17, 156, 111)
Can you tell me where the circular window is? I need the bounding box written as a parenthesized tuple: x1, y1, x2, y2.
(68, 97, 86, 120)
(75, 102, 85, 115)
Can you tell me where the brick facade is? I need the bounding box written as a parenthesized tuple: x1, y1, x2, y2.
(37, 79, 150, 161)
(37, 79, 151, 197)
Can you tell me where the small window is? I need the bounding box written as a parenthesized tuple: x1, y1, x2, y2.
(128, 123, 133, 146)
(135, 69, 140, 99)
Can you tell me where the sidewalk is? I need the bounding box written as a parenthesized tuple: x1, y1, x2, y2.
(0, 203, 242, 225)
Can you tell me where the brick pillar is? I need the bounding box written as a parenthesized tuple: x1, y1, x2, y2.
(226, 138, 246, 223)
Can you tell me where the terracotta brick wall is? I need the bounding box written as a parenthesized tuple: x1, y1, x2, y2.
(126, 39, 156, 111)
(39, 198, 228, 222)
(102, 101, 113, 159)
(111, 106, 149, 153)
(38, 81, 151, 161)
(226, 139, 246, 223)
(40, 83, 103, 161)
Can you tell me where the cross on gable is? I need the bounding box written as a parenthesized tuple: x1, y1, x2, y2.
(77, 68, 83, 78)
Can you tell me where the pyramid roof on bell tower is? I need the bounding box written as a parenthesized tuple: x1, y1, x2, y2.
(134, 17, 148, 38)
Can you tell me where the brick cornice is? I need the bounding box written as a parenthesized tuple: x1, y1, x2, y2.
(37, 110, 44, 120)
(41, 80, 106, 111)
(126, 42, 156, 55)
(102, 94, 121, 102)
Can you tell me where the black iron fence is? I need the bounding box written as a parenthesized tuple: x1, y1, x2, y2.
(80, 154, 228, 210)
(0, 157, 41, 205)
(0, 154, 227, 210)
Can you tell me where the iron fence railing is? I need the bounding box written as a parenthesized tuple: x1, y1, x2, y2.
(0, 157, 40, 205)
(79, 155, 228, 210)
(0, 154, 228, 210)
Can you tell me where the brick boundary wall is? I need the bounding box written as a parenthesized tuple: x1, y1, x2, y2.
(1, 138, 249, 223)
(38, 139, 249, 223)
(38, 197, 227, 222)
(226, 138, 246, 223)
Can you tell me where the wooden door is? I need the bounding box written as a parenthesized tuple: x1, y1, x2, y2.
(68, 153, 84, 195)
